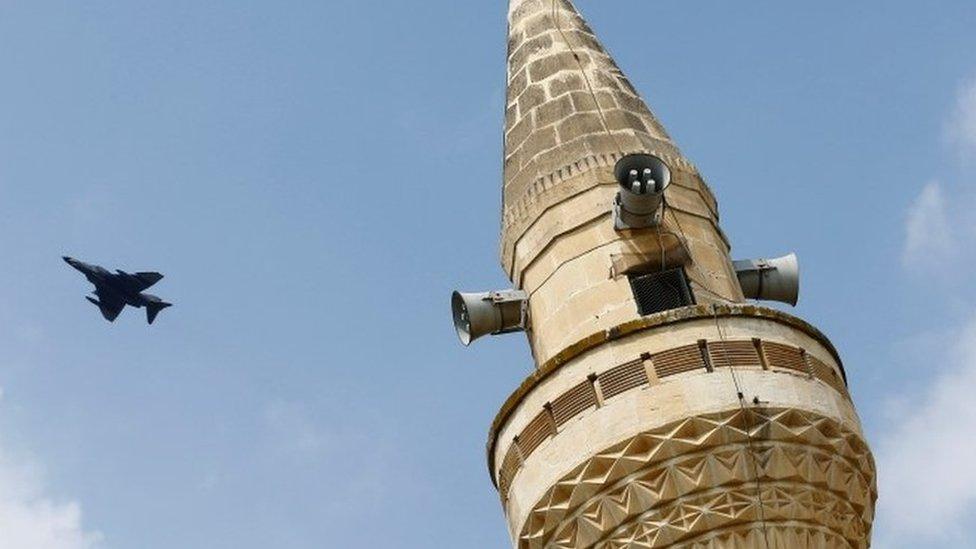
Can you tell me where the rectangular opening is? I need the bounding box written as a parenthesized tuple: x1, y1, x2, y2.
(628, 268, 695, 316)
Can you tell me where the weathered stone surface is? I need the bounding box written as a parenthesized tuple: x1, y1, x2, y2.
(556, 112, 605, 143)
(534, 93, 575, 127)
(485, 2, 876, 548)
(502, 0, 684, 273)
(506, 114, 535, 152)
(510, 34, 555, 73)
(509, 69, 529, 101)
(488, 307, 877, 548)
(517, 84, 548, 118)
(523, 126, 559, 160)
(548, 72, 585, 98)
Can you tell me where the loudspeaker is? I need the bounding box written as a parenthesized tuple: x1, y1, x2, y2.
(733, 253, 800, 306)
(451, 290, 528, 346)
(613, 154, 672, 230)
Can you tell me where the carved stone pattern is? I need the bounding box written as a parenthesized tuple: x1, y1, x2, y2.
(517, 408, 877, 549)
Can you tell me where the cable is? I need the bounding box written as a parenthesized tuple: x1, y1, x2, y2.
(710, 305, 772, 549)
(662, 196, 736, 304)
(551, 0, 625, 154)
(654, 224, 666, 272)
(549, 4, 765, 541)
(669, 195, 767, 546)
(548, 9, 767, 542)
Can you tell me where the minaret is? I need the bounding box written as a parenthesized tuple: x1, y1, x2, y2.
(453, 1, 877, 547)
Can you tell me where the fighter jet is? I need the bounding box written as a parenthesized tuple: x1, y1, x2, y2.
(63, 256, 172, 324)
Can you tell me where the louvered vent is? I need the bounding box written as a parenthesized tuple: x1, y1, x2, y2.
(550, 381, 597, 427)
(709, 341, 763, 369)
(763, 341, 810, 375)
(653, 344, 706, 378)
(629, 268, 695, 316)
(517, 412, 555, 456)
(598, 360, 648, 399)
(808, 355, 849, 396)
(498, 445, 522, 496)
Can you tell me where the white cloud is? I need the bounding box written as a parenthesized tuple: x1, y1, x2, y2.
(875, 317, 976, 546)
(0, 446, 102, 549)
(879, 72, 976, 547)
(949, 77, 976, 160)
(0, 385, 101, 549)
(902, 181, 954, 269)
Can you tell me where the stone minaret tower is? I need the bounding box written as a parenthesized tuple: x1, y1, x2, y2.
(454, 1, 877, 547)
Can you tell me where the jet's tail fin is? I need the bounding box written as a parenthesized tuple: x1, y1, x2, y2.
(146, 300, 172, 325)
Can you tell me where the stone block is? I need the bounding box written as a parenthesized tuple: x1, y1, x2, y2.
(568, 90, 599, 113)
(528, 51, 579, 83)
(534, 93, 575, 128)
(508, 68, 528, 101)
(505, 114, 534, 152)
(509, 0, 545, 24)
(605, 109, 651, 134)
(566, 28, 602, 53)
(517, 83, 547, 116)
(505, 103, 518, 131)
(616, 91, 654, 117)
(547, 72, 585, 98)
(557, 112, 606, 143)
(522, 125, 559, 158)
(596, 90, 617, 110)
(509, 33, 556, 74)
(504, 148, 522, 176)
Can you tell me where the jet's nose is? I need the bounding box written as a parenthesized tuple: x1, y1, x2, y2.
(62, 256, 74, 264)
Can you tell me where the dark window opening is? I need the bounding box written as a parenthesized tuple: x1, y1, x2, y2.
(628, 268, 695, 316)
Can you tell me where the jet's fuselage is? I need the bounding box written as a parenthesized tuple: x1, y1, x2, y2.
(63, 256, 171, 323)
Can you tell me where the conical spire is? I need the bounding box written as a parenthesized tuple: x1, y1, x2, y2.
(474, 6, 875, 548)
(501, 0, 693, 274)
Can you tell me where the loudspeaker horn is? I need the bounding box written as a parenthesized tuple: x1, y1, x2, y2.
(451, 290, 528, 346)
(613, 154, 672, 230)
(733, 253, 800, 306)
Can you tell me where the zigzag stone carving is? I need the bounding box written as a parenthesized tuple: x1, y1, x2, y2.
(518, 408, 876, 548)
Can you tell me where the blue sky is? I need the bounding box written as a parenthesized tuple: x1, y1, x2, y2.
(0, 1, 974, 547)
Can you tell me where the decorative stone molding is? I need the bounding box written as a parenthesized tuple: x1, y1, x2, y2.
(487, 304, 849, 484)
(517, 408, 876, 548)
(494, 338, 849, 497)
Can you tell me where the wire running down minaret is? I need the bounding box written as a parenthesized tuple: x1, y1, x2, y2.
(453, 1, 878, 547)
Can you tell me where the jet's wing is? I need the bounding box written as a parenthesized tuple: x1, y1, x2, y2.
(112, 269, 164, 292)
(89, 287, 125, 322)
(134, 272, 164, 290)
